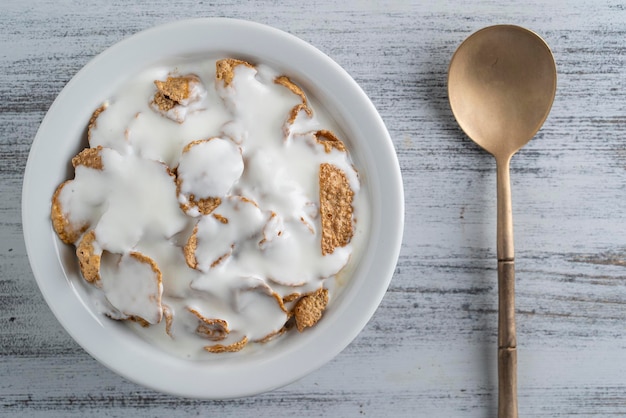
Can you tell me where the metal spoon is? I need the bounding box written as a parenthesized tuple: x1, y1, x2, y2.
(447, 25, 557, 418)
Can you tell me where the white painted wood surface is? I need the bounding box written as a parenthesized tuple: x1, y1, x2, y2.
(2, 1, 626, 416)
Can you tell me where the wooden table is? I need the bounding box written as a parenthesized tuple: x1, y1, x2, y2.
(2, 1, 625, 416)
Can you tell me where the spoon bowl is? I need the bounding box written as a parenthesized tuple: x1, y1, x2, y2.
(448, 25, 557, 159)
(448, 25, 557, 418)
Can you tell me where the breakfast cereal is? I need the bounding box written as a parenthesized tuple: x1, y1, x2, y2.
(294, 287, 329, 332)
(50, 57, 366, 358)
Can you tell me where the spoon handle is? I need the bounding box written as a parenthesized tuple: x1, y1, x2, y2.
(496, 157, 518, 418)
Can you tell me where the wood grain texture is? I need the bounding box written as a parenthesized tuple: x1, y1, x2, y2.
(2, 0, 626, 416)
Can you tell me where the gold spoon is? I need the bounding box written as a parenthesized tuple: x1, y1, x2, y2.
(447, 25, 557, 418)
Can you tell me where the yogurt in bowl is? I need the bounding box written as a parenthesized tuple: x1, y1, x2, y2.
(53, 57, 368, 357)
(23, 18, 403, 398)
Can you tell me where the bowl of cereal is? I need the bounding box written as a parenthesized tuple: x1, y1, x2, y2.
(22, 18, 403, 398)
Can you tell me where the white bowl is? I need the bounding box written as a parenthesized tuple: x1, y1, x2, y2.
(22, 18, 404, 399)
